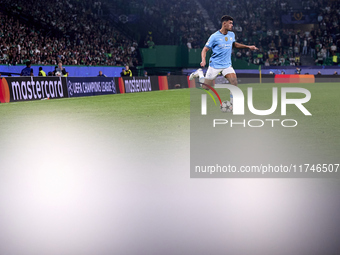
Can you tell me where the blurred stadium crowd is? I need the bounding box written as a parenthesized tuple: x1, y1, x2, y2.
(0, 0, 138, 66)
(0, 0, 339, 67)
(202, 0, 340, 66)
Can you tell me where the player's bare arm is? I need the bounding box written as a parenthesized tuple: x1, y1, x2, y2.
(233, 42, 258, 51)
(200, 46, 210, 67)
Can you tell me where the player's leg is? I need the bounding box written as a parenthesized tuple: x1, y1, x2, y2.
(189, 68, 212, 89)
(222, 66, 237, 105)
(189, 68, 204, 82)
(202, 66, 221, 90)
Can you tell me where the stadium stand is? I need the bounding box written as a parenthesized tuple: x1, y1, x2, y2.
(108, 0, 211, 47)
(0, 0, 339, 68)
(0, 0, 139, 66)
(200, 0, 339, 66)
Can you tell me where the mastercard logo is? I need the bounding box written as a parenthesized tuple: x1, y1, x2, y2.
(0, 78, 10, 103)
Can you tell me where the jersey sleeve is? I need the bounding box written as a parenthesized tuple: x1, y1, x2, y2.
(232, 33, 236, 45)
(205, 34, 214, 49)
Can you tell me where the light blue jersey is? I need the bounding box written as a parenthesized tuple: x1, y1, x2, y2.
(205, 31, 235, 69)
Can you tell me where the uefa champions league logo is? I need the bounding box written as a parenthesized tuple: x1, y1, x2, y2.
(67, 80, 74, 96)
(111, 79, 116, 94)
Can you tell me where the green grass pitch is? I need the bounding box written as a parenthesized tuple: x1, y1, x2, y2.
(0, 83, 339, 162)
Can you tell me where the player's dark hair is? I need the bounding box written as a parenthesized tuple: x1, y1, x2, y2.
(221, 15, 233, 23)
(26, 61, 31, 67)
(39, 67, 42, 71)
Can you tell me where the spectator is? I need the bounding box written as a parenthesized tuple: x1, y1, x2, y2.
(288, 43, 294, 57)
(310, 39, 316, 57)
(320, 46, 327, 61)
(294, 43, 300, 55)
(268, 50, 274, 64)
(38, 67, 46, 76)
(279, 55, 285, 65)
(20, 61, 33, 76)
(302, 38, 308, 55)
(55, 62, 68, 77)
(269, 40, 276, 50)
(144, 32, 152, 47)
(332, 53, 338, 66)
(295, 54, 301, 65)
(330, 43, 337, 54)
(315, 49, 323, 65)
(236, 51, 242, 58)
(147, 38, 155, 49)
(98, 71, 107, 77)
(187, 39, 192, 49)
(120, 68, 125, 77)
(123, 65, 132, 77)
